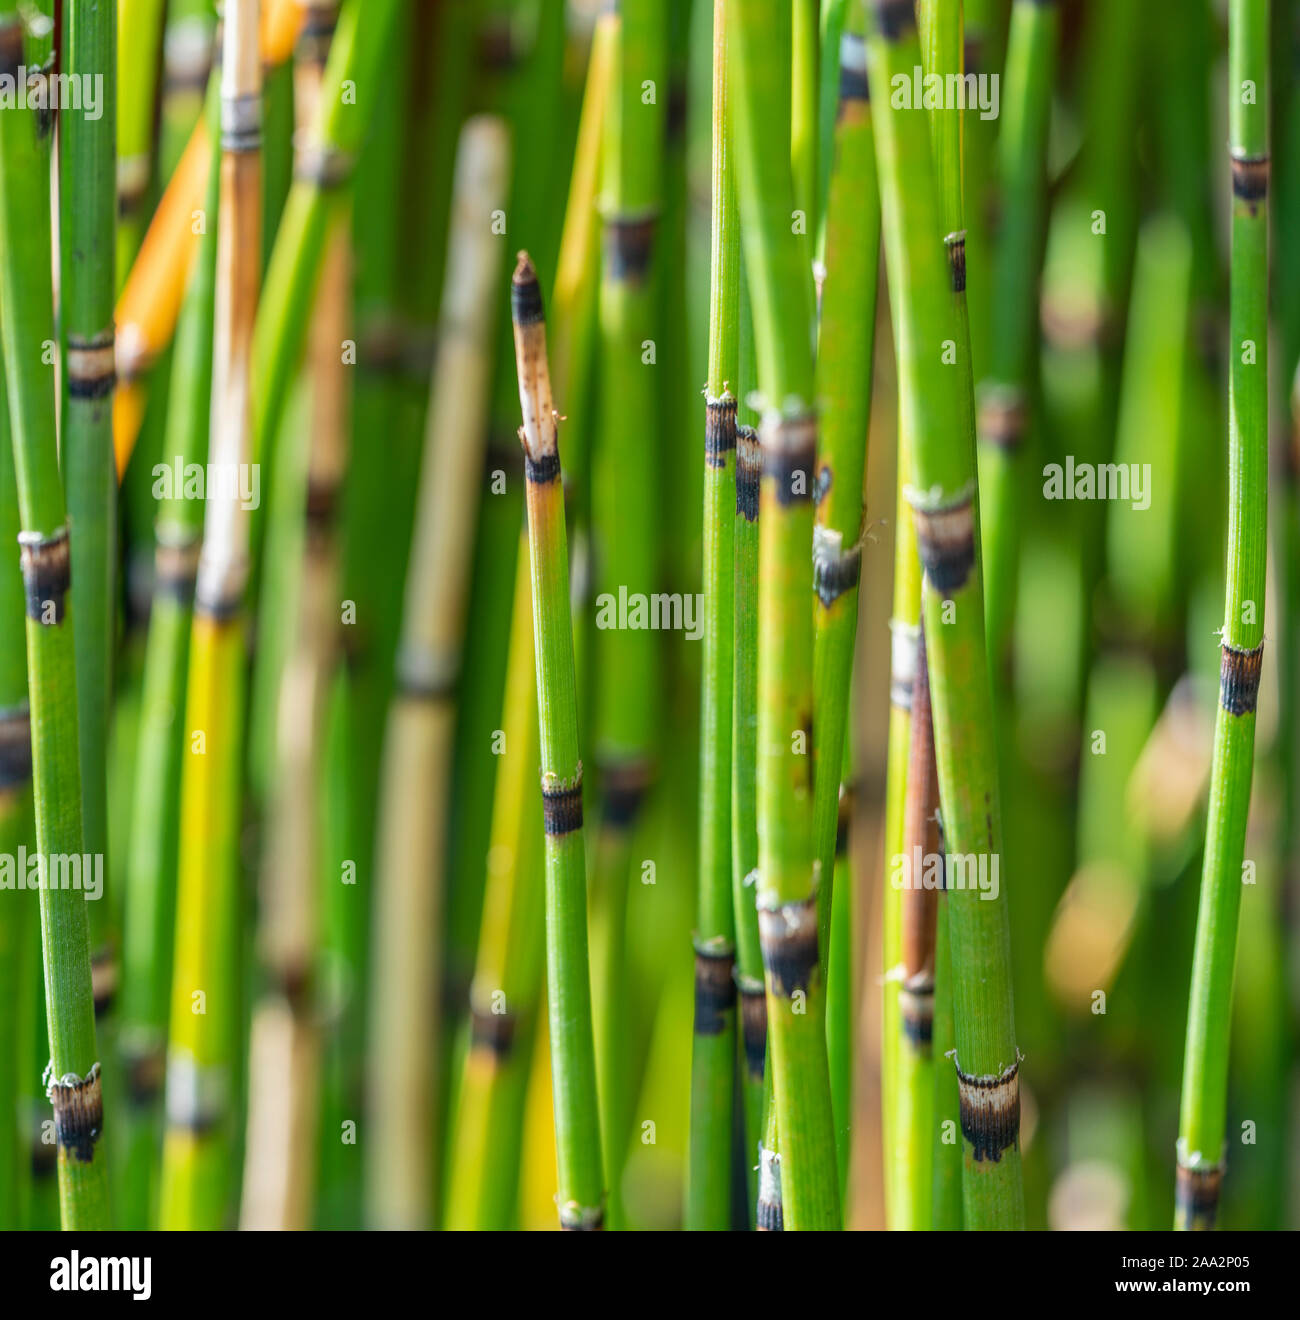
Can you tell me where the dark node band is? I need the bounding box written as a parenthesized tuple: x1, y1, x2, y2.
(1230, 153, 1269, 203)
(692, 945, 736, 1036)
(1174, 1162, 1223, 1231)
(470, 1006, 517, 1059)
(872, 0, 917, 41)
(736, 426, 761, 521)
(913, 498, 976, 594)
(542, 779, 584, 836)
(477, 18, 518, 74)
(945, 231, 967, 294)
(978, 386, 1027, 451)
(295, 144, 354, 190)
(123, 1043, 165, 1109)
(559, 1204, 605, 1231)
(758, 898, 820, 997)
(601, 759, 652, 829)
(524, 448, 562, 485)
(1220, 640, 1264, 716)
(92, 951, 118, 1018)
(154, 535, 201, 605)
(511, 270, 545, 326)
(305, 477, 340, 529)
(0, 704, 32, 792)
(604, 214, 657, 284)
(705, 396, 738, 469)
(31, 1136, 55, 1180)
(839, 32, 869, 103)
(738, 981, 767, 1081)
(19, 527, 71, 624)
(359, 320, 407, 375)
(49, 1065, 103, 1164)
(763, 441, 816, 507)
(899, 976, 935, 1049)
(65, 331, 117, 400)
(194, 582, 246, 624)
(956, 1058, 1020, 1163)
(297, 1, 341, 46)
(813, 536, 862, 607)
(0, 19, 22, 78)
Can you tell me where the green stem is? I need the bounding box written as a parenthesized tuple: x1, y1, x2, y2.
(511, 254, 604, 1230)
(731, 270, 765, 1225)
(1176, 0, 1270, 1233)
(688, 0, 739, 1233)
(62, 0, 119, 1033)
(590, 0, 665, 1229)
(0, 3, 108, 1230)
(119, 70, 221, 1232)
(975, 0, 1058, 668)
(731, 0, 839, 1232)
(866, 0, 1023, 1231)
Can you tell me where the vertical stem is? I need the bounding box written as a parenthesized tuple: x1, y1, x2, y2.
(363, 116, 510, 1230)
(895, 625, 938, 1227)
(974, 0, 1058, 668)
(590, 0, 665, 1226)
(688, 0, 739, 1233)
(62, 0, 119, 1031)
(1176, 0, 1270, 1233)
(0, 353, 36, 1230)
(119, 70, 221, 1231)
(731, 0, 839, 1231)
(511, 254, 605, 1230)
(865, 0, 1023, 1231)
(731, 274, 765, 1223)
(0, 0, 109, 1232)
(159, 0, 262, 1230)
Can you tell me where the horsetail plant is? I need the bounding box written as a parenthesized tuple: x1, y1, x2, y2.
(159, 0, 262, 1230)
(731, 275, 766, 1223)
(0, 1, 109, 1231)
(688, 0, 740, 1234)
(116, 0, 168, 290)
(730, 0, 840, 1232)
(975, 0, 1058, 668)
(242, 6, 350, 1223)
(865, 0, 1024, 1231)
(365, 117, 510, 1231)
(590, 0, 665, 1226)
(896, 625, 939, 1229)
(118, 71, 221, 1232)
(0, 356, 36, 1232)
(811, 7, 880, 1196)
(61, 0, 119, 1029)
(1176, 0, 1270, 1233)
(157, 0, 216, 183)
(443, 8, 611, 1232)
(511, 252, 605, 1231)
(444, 554, 546, 1231)
(811, 11, 879, 965)
(251, 0, 399, 498)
